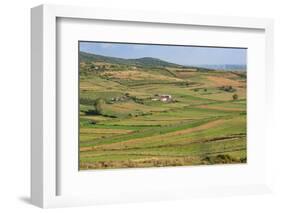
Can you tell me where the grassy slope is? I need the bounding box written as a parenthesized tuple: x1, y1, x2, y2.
(79, 53, 247, 170)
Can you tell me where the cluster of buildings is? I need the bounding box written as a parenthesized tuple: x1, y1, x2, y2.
(152, 94, 173, 102)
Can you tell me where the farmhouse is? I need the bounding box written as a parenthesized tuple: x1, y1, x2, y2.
(151, 94, 172, 102)
(160, 94, 172, 102)
(111, 95, 129, 102)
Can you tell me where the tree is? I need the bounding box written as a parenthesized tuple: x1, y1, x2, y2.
(232, 94, 238, 100)
(125, 92, 130, 97)
(94, 98, 105, 115)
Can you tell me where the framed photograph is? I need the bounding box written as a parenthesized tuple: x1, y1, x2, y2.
(31, 4, 274, 208)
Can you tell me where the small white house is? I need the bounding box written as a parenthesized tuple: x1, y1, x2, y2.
(160, 95, 172, 102)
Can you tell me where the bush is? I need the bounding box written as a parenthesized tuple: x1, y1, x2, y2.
(85, 110, 99, 116)
(94, 98, 105, 114)
(219, 85, 236, 92)
(202, 154, 243, 164)
(232, 94, 238, 100)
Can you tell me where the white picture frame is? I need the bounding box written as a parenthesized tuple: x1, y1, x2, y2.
(31, 4, 274, 208)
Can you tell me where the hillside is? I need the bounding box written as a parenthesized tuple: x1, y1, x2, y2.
(79, 51, 212, 71)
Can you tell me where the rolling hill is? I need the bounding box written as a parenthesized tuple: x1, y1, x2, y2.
(79, 50, 247, 170)
(79, 51, 213, 71)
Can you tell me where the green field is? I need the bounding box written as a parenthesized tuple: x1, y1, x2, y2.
(79, 51, 247, 170)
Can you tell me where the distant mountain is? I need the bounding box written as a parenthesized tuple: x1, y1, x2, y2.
(79, 51, 219, 72)
(131, 57, 183, 68)
(80, 51, 186, 69)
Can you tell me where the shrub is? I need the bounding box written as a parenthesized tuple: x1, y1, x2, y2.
(219, 85, 236, 92)
(232, 94, 238, 100)
(202, 154, 242, 164)
(94, 98, 105, 114)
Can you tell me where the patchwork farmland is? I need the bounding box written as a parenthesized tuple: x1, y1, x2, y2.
(79, 51, 247, 170)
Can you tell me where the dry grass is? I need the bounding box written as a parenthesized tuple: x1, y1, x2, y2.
(80, 156, 200, 169)
(196, 105, 245, 112)
(80, 128, 133, 134)
(102, 70, 183, 82)
(79, 154, 245, 170)
(206, 76, 244, 87)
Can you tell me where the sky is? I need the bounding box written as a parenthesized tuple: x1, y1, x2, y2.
(79, 41, 247, 66)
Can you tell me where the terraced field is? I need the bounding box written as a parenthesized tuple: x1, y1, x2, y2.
(79, 52, 247, 170)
